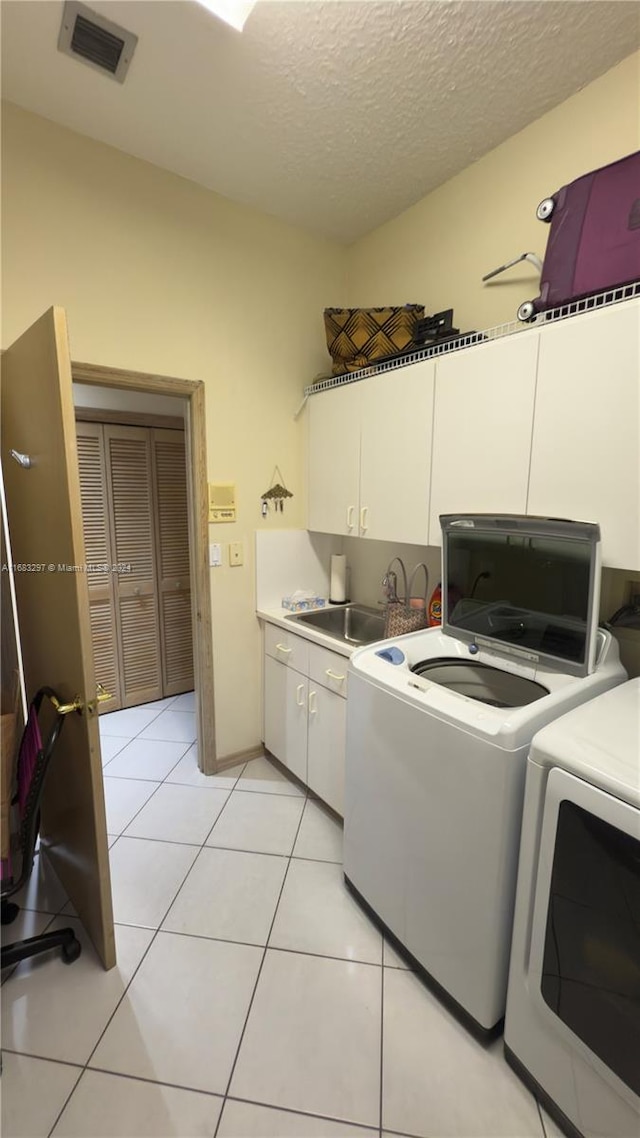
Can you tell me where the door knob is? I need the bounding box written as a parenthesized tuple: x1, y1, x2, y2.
(50, 694, 84, 716)
(10, 449, 32, 469)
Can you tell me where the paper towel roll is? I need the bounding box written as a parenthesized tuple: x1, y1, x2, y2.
(330, 554, 347, 604)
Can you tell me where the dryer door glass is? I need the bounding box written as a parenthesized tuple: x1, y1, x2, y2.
(541, 801, 640, 1096)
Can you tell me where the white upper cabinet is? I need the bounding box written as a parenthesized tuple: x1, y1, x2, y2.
(428, 332, 539, 545)
(527, 299, 640, 569)
(308, 360, 435, 543)
(308, 383, 360, 536)
(307, 299, 639, 569)
(359, 361, 435, 544)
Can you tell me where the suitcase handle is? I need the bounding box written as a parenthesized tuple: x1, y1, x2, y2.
(482, 252, 542, 282)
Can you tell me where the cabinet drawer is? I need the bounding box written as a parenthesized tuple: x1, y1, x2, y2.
(264, 624, 309, 672)
(308, 643, 349, 698)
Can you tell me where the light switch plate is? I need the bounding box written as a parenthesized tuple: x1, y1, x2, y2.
(229, 541, 244, 567)
(209, 543, 222, 567)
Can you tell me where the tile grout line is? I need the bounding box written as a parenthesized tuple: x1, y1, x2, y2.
(103, 702, 205, 839)
(212, 791, 311, 1138)
(4, 1048, 409, 1138)
(5, 696, 186, 1135)
(224, 1092, 387, 1135)
(44, 779, 242, 1138)
(99, 698, 183, 771)
(104, 736, 194, 783)
(43, 698, 231, 1138)
(20, 707, 369, 1137)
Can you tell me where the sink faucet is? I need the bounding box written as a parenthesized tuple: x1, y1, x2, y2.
(381, 569, 398, 604)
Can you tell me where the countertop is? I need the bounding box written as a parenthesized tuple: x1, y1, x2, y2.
(257, 605, 356, 658)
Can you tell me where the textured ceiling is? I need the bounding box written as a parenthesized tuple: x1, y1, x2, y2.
(2, 0, 639, 242)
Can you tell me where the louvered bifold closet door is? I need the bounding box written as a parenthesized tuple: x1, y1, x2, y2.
(104, 425, 163, 706)
(151, 429, 194, 696)
(75, 422, 122, 712)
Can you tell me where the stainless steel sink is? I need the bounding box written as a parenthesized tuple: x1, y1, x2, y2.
(286, 604, 386, 647)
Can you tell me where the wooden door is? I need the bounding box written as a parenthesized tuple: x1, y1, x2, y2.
(104, 425, 162, 706)
(359, 361, 435, 544)
(151, 429, 194, 695)
(1, 308, 115, 968)
(76, 423, 122, 711)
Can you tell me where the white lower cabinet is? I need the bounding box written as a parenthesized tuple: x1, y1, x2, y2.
(263, 656, 308, 784)
(307, 685, 346, 816)
(263, 626, 348, 815)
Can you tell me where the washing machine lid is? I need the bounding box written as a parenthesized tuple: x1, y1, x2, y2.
(440, 515, 601, 678)
(529, 678, 640, 804)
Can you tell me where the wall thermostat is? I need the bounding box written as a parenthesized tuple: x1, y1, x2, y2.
(209, 482, 236, 523)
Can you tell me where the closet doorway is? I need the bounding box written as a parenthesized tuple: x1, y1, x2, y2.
(75, 411, 194, 712)
(71, 362, 216, 774)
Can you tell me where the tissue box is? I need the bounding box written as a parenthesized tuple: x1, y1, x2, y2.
(282, 593, 327, 612)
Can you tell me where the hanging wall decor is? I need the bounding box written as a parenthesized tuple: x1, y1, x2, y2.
(261, 465, 293, 515)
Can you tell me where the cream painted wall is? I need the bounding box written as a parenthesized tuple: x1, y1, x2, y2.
(3, 51, 640, 759)
(347, 52, 640, 331)
(2, 102, 348, 760)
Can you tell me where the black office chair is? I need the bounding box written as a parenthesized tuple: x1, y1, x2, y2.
(1, 688, 81, 968)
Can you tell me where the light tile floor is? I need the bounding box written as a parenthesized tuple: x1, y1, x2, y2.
(2, 694, 553, 1138)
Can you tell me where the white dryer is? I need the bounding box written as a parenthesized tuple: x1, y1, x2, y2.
(344, 515, 627, 1036)
(504, 678, 640, 1138)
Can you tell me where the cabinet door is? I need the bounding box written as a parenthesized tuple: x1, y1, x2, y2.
(527, 300, 640, 569)
(428, 333, 539, 544)
(76, 422, 121, 711)
(307, 685, 346, 815)
(263, 655, 308, 783)
(308, 384, 360, 536)
(104, 426, 163, 706)
(359, 361, 435, 544)
(151, 429, 194, 696)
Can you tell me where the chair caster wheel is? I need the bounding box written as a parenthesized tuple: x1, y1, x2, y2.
(1, 902, 20, 926)
(62, 938, 82, 964)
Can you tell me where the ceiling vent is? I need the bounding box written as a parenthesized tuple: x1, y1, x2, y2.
(58, 2, 138, 83)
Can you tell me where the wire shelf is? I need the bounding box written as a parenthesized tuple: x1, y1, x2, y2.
(304, 281, 640, 398)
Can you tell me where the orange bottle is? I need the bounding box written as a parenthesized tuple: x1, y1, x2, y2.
(427, 583, 442, 626)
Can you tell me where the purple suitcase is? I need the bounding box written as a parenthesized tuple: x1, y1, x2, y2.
(518, 150, 640, 321)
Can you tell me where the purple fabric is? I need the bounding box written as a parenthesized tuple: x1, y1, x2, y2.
(575, 154, 640, 294)
(537, 151, 640, 310)
(17, 705, 43, 818)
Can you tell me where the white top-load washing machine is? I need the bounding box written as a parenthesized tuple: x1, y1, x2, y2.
(344, 515, 627, 1036)
(504, 678, 640, 1138)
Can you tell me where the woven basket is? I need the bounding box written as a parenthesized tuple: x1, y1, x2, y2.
(383, 562, 429, 638)
(324, 305, 424, 376)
